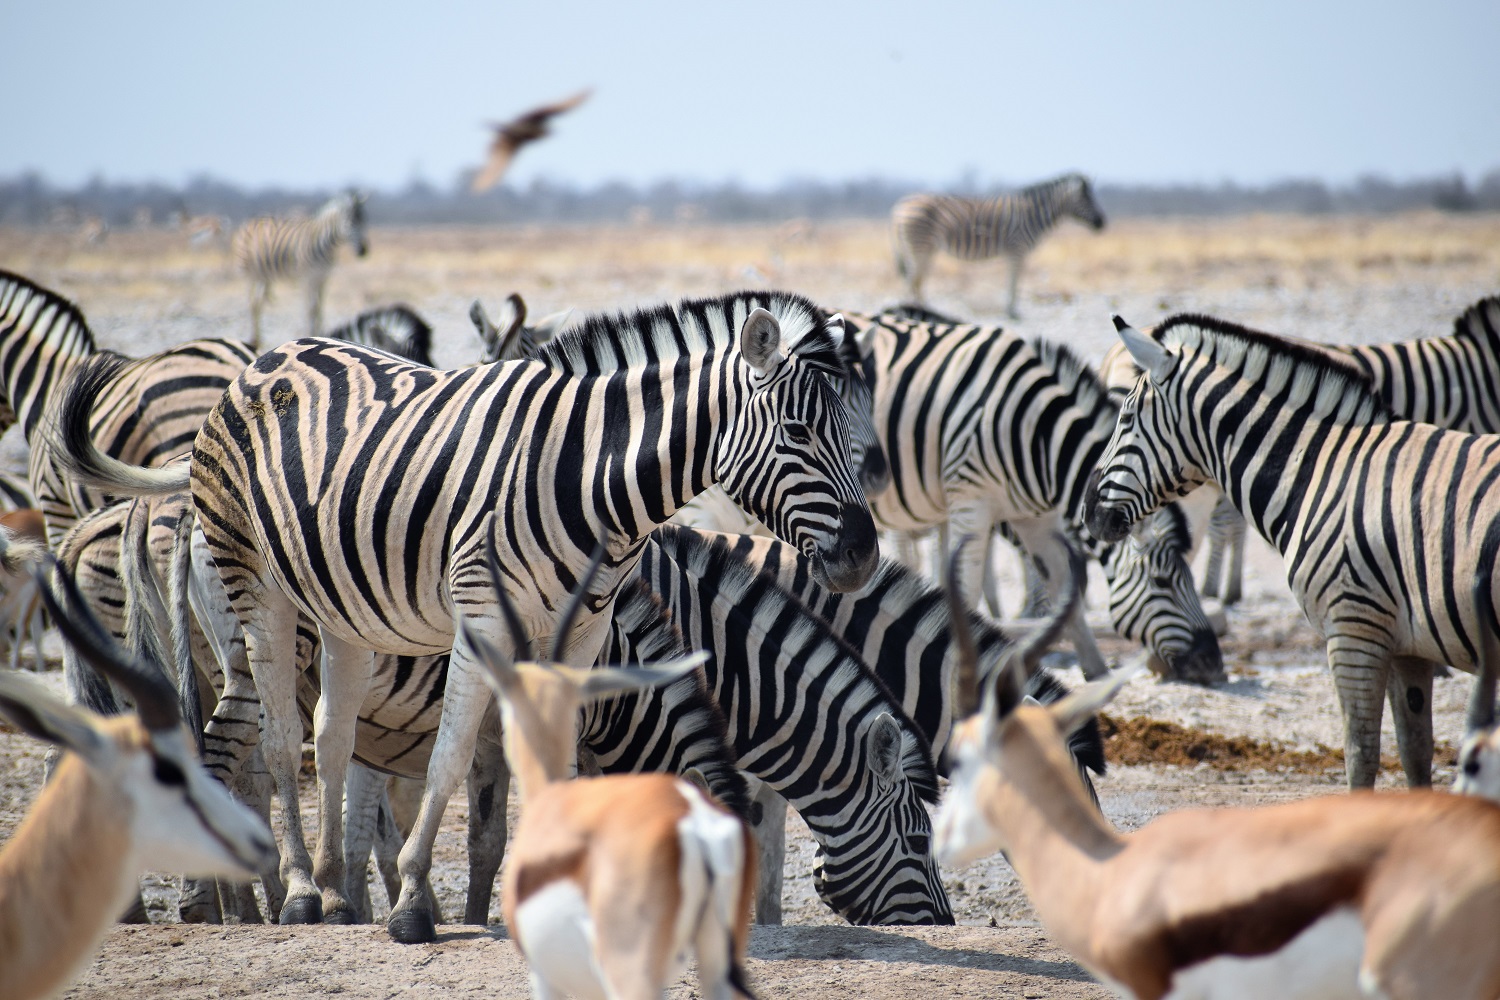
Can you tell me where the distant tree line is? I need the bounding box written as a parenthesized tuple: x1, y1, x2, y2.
(2, 168, 1497, 228)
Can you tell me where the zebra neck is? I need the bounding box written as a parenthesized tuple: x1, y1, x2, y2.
(0, 335, 89, 440)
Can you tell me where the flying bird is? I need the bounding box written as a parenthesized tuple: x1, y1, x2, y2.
(470, 88, 591, 193)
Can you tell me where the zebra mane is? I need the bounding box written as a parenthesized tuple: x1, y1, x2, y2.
(534, 290, 845, 379)
(1022, 172, 1089, 197)
(1154, 313, 1389, 423)
(1454, 295, 1500, 345)
(0, 268, 97, 352)
(1028, 336, 1111, 416)
(655, 525, 941, 803)
(1153, 501, 1193, 550)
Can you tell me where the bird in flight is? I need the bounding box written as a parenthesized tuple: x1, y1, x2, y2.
(470, 89, 592, 193)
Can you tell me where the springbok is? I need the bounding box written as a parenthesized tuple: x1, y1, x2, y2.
(0, 561, 274, 1000)
(0, 508, 49, 671)
(935, 569, 1500, 998)
(1457, 582, 1500, 801)
(461, 531, 756, 1000)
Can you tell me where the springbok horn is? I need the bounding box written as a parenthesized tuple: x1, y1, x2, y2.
(35, 555, 181, 732)
(1468, 577, 1499, 734)
(944, 538, 981, 718)
(551, 536, 609, 661)
(986, 534, 1088, 719)
(483, 524, 535, 662)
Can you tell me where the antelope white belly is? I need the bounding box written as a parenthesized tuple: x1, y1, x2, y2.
(513, 878, 608, 1000)
(1162, 907, 1365, 1000)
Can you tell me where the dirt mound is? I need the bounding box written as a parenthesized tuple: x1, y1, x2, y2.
(1099, 714, 1456, 775)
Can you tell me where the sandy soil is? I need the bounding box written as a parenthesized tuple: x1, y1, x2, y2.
(0, 213, 1496, 998)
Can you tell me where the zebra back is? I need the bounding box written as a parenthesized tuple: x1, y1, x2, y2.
(325, 304, 434, 366)
(594, 525, 952, 925)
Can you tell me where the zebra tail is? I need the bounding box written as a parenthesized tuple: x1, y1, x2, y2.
(120, 500, 189, 734)
(169, 503, 205, 756)
(51, 352, 193, 497)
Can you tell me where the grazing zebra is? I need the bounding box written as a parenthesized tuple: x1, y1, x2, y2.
(1085, 313, 1500, 789)
(0, 268, 255, 547)
(231, 190, 369, 346)
(55, 290, 876, 942)
(324, 303, 435, 367)
(890, 173, 1105, 316)
(848, 309, 1221, 682)
(1102, 294, 1500, 606)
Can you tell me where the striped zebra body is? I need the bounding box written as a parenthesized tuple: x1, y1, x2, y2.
(324, 303, 434, 367)
(1086, 314, 1500, 789)
(595, 525, 951, 925)
(849, 310, 1219, 682)
(231, 190, 368, 346)
(0, 269, 256, 547)
(890, 173, 1105, 316)
(54, 290, 876, 941)
(1101, 295, 1500, 605)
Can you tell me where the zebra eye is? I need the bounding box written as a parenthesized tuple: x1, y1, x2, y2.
(1463, 754, 1482, 777)
(153, 756, 187, 787)
(906, 833, 931, 855)
(785, 422, 812, 445)
(1151, 575, 1173, 589)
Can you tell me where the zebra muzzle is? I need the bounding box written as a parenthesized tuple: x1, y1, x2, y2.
(813, 503, 879, 593)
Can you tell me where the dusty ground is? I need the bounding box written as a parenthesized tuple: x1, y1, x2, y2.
(0, 212, 1497, 998)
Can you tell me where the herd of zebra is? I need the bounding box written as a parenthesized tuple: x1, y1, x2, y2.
(1, 190, 1500, 997)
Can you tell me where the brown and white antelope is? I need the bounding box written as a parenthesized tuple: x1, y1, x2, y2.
(461, 532, 756, 1000)
(935, 565, 1500, 999)
(0, 508, 49, 671)
(0, 562, 274, 1000)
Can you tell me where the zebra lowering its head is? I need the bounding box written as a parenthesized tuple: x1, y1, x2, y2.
(1084, 313, 1500, 790)
(891, 172, 1105, 317)
(231, 189, 368, 347)
(53, 289, 877, 943)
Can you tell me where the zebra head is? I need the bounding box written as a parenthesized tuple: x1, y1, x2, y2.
(716, 303, 879, 593)
(1062, 173, 1106, 230)
(336, 189, 368, 257)
(1084, 318, 1203, 544)
(808, 712, 953, 924)
(832, 327, 891, 497)
(1098, 505, 1225, 685)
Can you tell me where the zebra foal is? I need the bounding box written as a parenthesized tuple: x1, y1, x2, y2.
(891, 172, 1105, 316)
(231, 189, 368, 346)
(1086, 313, 1500, 789)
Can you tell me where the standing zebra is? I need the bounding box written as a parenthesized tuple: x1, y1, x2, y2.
(231, 190, 368, 347)
(56, 290, 876, 943)
(0, 269, 255, 547)
(1085, 313, 1500, 789)
(1101, 294, 1500, 606)
(848, 309, 1221, 682)
(891, 173, 1105, 316)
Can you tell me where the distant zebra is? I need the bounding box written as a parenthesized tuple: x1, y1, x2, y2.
(1086, 313, 1500, 790)
(848, 309, 1220, 682)
(891, 173, 1105, 316)
(0, 269, 255, 547)
(55, 290, 876, 943)
(231, 190, 369, 347)
(1101, 294, 1500, 605)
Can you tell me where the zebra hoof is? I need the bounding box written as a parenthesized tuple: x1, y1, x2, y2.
(387, 908, 437, 944)
(322, 906, 357, 925)
(279, 895, 323, 924)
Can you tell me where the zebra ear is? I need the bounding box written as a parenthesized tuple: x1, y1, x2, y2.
(1115, 316, 1172, 383)
(740, 307, 785, 376)
(868, 712, 903, 782)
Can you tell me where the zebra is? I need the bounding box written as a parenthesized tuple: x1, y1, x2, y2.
(0, 268, 256, 548)
(0, 473, 34, 510)
(890, 173, 1106, 316)
(847, 309, 1221, 683)
(54, 289, 877, 943)
(324, 303, 435, 367)
(231, 190, 369, 346)
(1084, 312, 1500, 790)
(1102, 295, 1500, 606)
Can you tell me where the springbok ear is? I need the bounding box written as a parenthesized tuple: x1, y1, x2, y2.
(868, 712, 903, 782)
(740, 308, 784, 376)
(470, 299, 498, 350)
(1047, 663, 1141, 738)
(824, 313, 846, 351)
(580, 652, 710, 704)
(0, 671, 109, 765)
(1114, 316, 1172, 384)
(529, 308, 573, 344)
(854, 320, 879, 361)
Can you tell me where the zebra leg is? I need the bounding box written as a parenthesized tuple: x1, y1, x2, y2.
(312, 632, 376, 923)
(933, 521, 951, 584)
(383, 775, 442, 923)
(463, 731, 510, 925)
(1219, 504, 1247, 606)
(888, 530, 925, 574)
(1005, 253, 1024, 320)
(1326, 634, 1392, 789)
(945, 500, 996, 610)
(744, 775, 785, 925)
(343, 761, 387, 923)
(1011, 517, 1109, 679)
(1386, 657, 1435, 788)
(983, 532, 1008, 619)
(248, 279, 269, 351)
(389, 651, 492, 943)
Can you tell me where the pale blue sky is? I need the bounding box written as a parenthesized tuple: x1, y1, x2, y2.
(5, 1, 1497, 191)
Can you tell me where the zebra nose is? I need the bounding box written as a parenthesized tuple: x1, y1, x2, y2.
(1086, 503, 1133, 544)
(1171, 631, 1226, 686)
(860, 446, 890, 496)
(818, 503, 878, 592)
